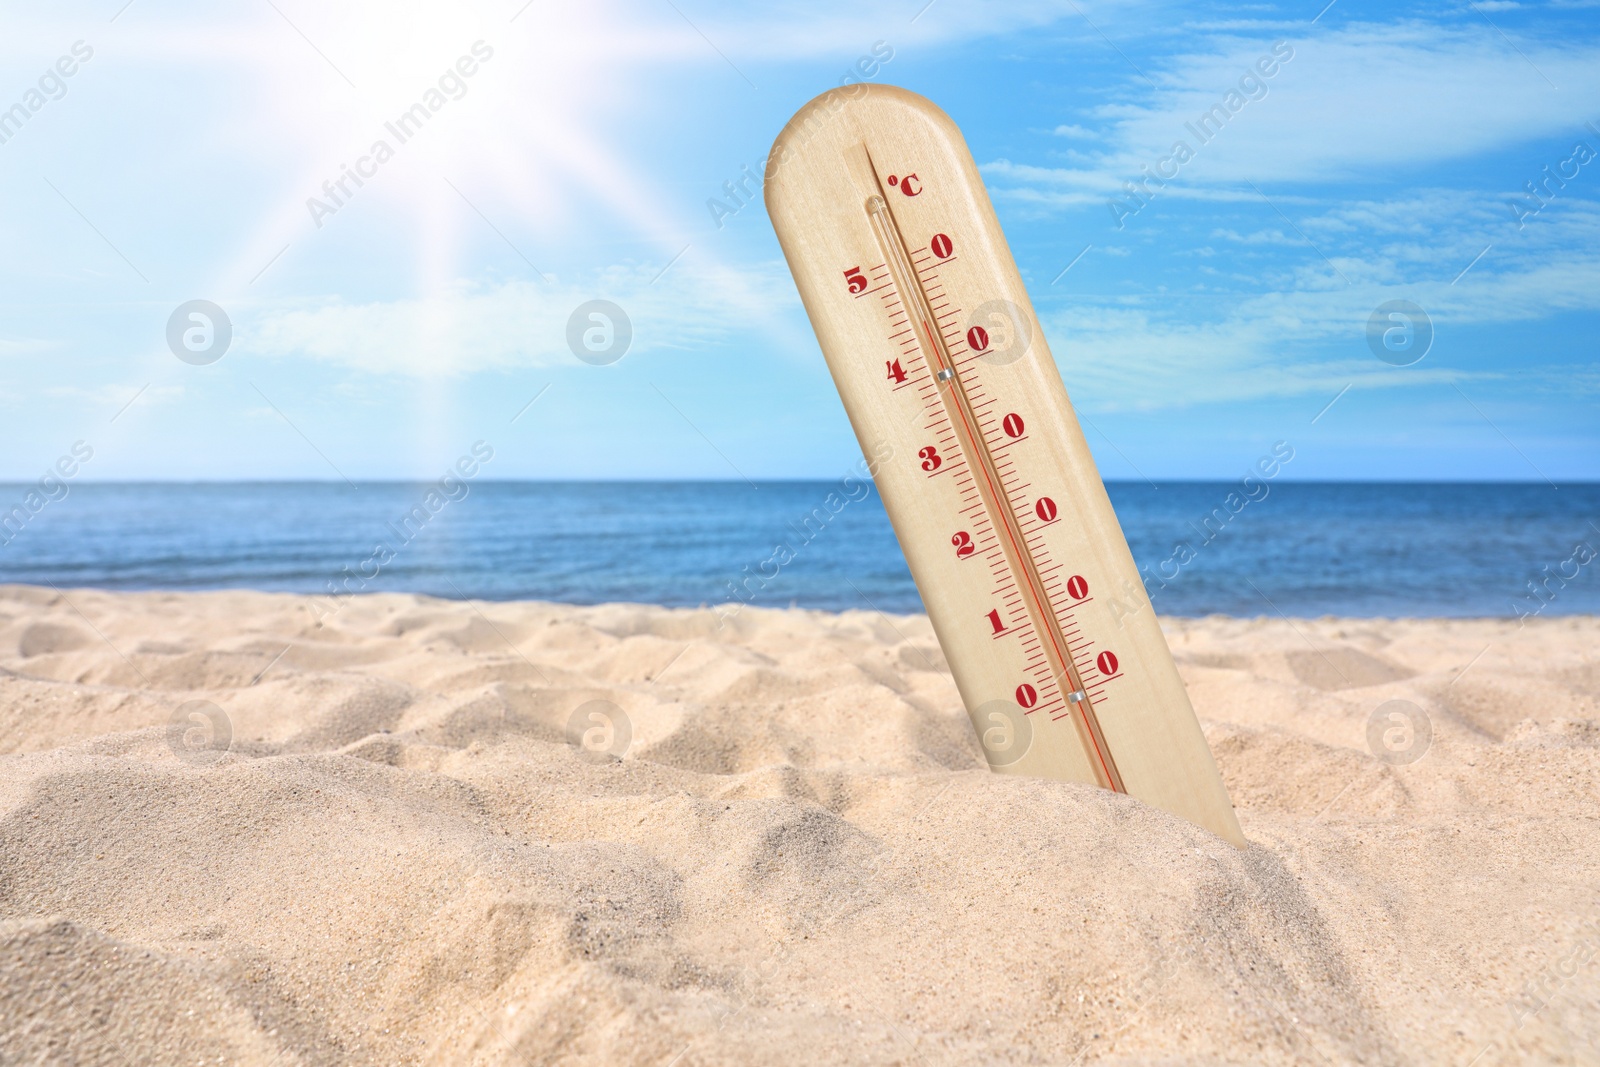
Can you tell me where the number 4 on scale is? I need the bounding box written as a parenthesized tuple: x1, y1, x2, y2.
(886, 359, 907, 383)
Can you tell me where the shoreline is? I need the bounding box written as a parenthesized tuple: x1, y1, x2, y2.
(5, 581, 1597, 623)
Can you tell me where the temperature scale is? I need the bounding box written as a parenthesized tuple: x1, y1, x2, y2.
(765, 85, 1245, 846)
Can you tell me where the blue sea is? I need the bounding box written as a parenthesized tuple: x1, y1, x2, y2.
(0, 481, 1596, 617)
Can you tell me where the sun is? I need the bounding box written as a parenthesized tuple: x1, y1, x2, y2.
(209, 0, 682, 295)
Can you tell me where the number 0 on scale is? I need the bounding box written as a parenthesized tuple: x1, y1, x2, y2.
(765, 85, 1244, 846)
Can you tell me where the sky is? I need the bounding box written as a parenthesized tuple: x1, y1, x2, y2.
(0, 0, 1596, 483)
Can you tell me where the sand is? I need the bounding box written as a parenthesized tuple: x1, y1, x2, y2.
(0, 584, 1596, 1066)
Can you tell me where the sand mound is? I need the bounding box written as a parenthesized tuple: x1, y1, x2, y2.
(0, 587, 1596, 1065)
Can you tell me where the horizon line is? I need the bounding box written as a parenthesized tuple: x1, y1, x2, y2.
(0, 477, 1593, 487)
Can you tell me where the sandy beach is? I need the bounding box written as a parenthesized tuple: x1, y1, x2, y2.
(0, 584, 1596, 1065)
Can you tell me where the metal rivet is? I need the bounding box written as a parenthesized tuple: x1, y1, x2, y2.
(1066, 690, 1086, 703)
(936, 368, 955, 382)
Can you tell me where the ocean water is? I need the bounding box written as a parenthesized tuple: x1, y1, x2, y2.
(0, 480, 1596, 618)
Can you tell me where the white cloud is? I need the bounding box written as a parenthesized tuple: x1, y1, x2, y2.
(1048, 249, 1600, 409)
(39, 382, 184, 410)
(0, 0, 1129, 72)
(1041, 191, 1600, 410)
(980, 19, 1600, 412)
(1211, 226, 1289, 243)
(988, 22, 1600, 196)
(0, 338, 59, 357)
(665, 0, 1143, 61)
(244, 259, 801, 376)
(1049, 300, 1456, 412)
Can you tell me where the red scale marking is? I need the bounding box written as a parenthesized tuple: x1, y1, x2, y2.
(877, 253, 1125, 773)
(907, 316, 1120, 788)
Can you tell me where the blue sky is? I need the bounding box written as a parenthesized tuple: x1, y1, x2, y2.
(1, 0, 1596, 482)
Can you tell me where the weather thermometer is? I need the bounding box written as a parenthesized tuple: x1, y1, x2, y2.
(766, 85, 1244, 846)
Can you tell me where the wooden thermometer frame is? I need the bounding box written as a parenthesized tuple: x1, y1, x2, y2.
(765, 85, 1245, 846)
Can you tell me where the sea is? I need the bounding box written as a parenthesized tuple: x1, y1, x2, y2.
(0, 481, 1596, 618)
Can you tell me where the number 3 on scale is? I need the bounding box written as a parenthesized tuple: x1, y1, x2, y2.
(919, 446, 941, 472)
